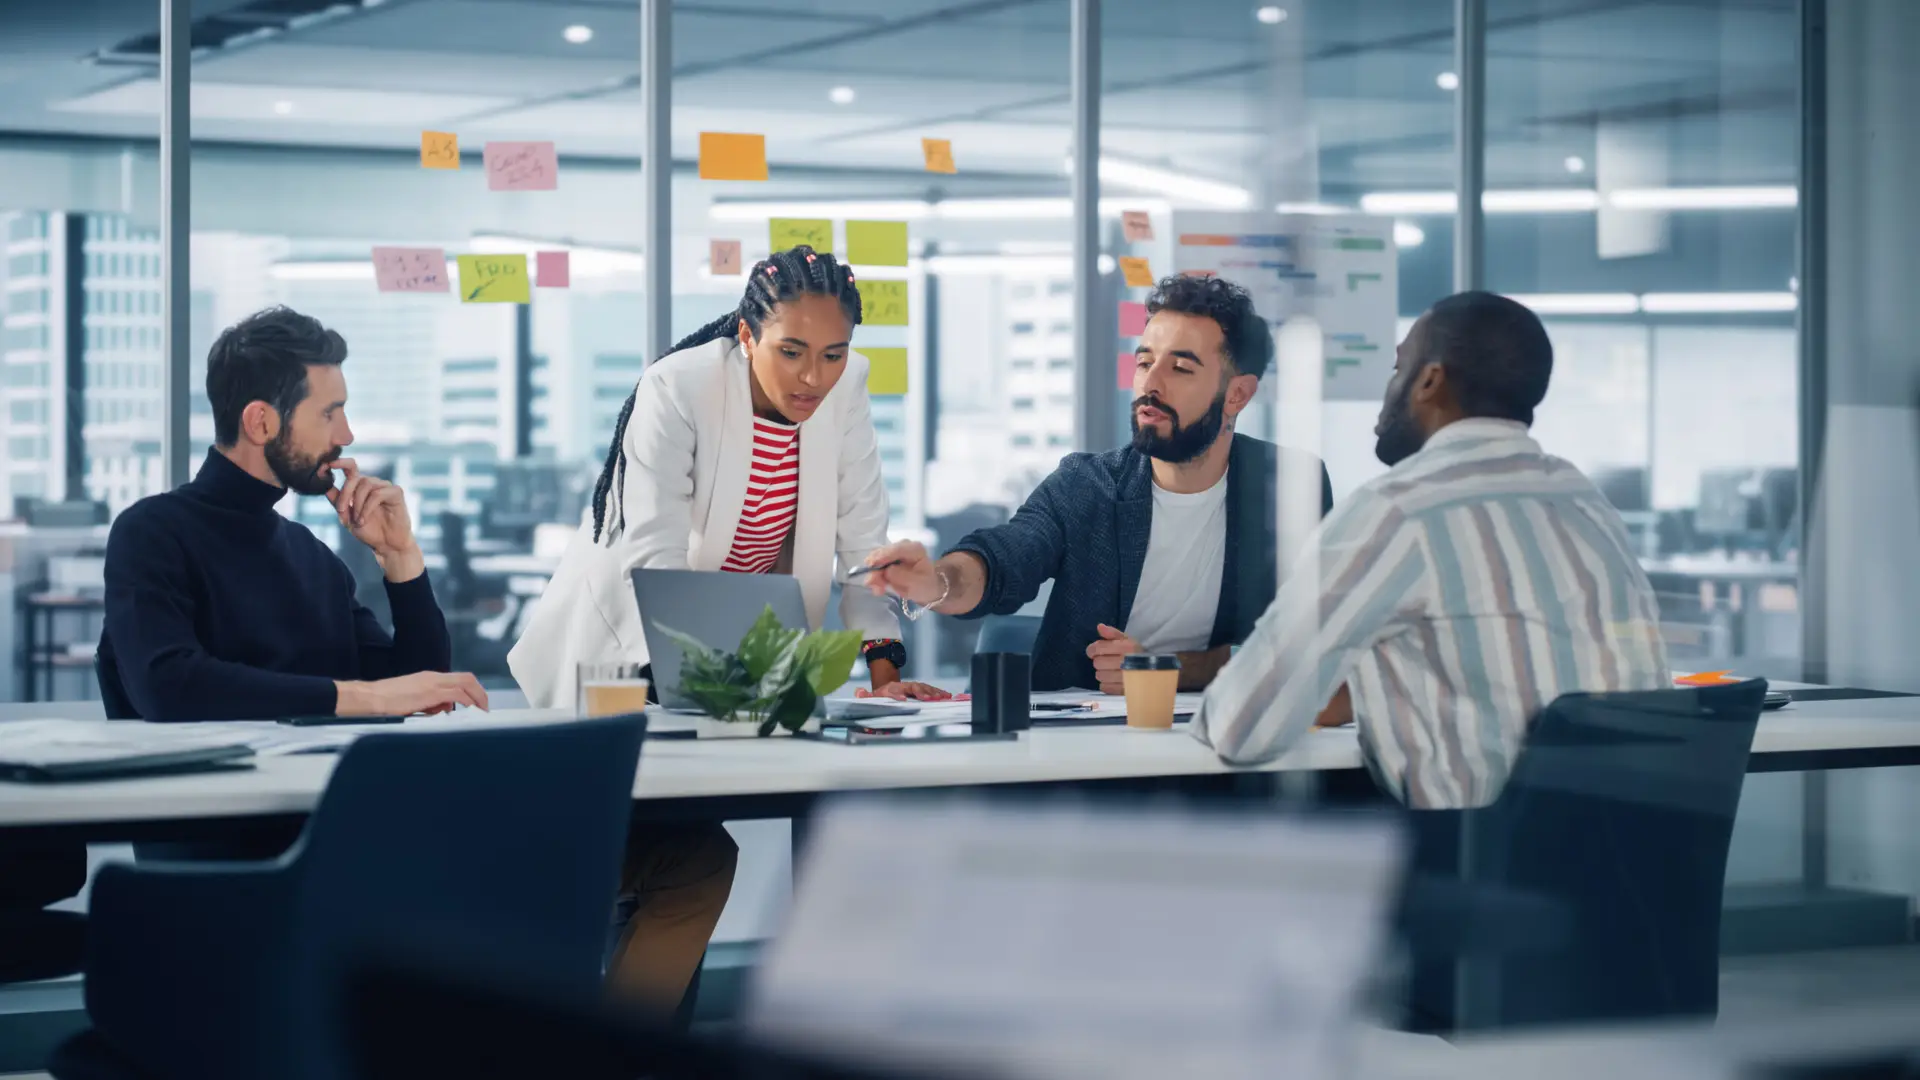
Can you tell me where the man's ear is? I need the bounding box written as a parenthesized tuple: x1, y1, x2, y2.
(1409, 360, 1448, 408)
(239, 400, 280, 447)
(1223, 373, 1259, 419)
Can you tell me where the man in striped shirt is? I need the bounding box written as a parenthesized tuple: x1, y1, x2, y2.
(1192, 292, 1669, 808)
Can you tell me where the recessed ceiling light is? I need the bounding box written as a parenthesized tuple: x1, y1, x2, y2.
(1255, 6, 1287, 23)
(272, 100, 294, 115)
(1436, 71, 1459, 91)
(563, 24, 593, 44)
(828, 85, 856, 105)
(1564, 155, 1587, 174)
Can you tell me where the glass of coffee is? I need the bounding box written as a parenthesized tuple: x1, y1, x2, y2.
(1121, 654, 1181, 729)
(576, 662, 649, 718)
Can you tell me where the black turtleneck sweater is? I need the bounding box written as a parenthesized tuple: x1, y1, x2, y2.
(101, 449, 452, 721)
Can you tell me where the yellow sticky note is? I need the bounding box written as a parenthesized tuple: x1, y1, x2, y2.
(698, 132, 768, 181)
(455, 254, 530, 304)
(769, 218, 833, 255)
(421, 131, 459, 169)
(846, 220, 909, 267)
(1118, 256, 1155, 288)
(862, 348, 908, 395)
(860, 279, 908, 326)
(922, 137, 956, 174)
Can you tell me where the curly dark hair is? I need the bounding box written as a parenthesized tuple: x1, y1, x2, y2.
(205, 305, 347, 447)
(1143, 275, 1272, 379)
(590, 245, 862, 544)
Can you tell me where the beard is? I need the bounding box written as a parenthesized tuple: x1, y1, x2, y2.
(265, 431, 341, 496)
(1130, 389, 1228, 465)
(1373, 374, 1425, 467)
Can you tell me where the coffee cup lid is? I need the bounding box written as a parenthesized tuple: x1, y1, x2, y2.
(1121, 653, 1181, 671)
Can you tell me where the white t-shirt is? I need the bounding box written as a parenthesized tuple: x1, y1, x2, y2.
(1125, 471, 1229, 654)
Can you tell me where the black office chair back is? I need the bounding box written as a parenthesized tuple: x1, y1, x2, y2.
(92, 631, 138, 720)
(438, 510, 477, 606)
(1406, 679, 1765, 1031)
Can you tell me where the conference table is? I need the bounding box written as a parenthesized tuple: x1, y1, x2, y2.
(4, 689, 1920, 844)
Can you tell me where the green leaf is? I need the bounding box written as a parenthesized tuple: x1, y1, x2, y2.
(769, 681, 819, 733)
(795, 628, 866, 696)
(738, 605, 804, 682)
(679, 677, 753, 720)
(754, 637, 801, 703)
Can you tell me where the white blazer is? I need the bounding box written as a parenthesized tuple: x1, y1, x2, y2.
(507, 338, 902, 708)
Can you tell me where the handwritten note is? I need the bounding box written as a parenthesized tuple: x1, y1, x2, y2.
(420, 131, 459, 170)
(455, 254, 531, 304)
(860, 279, 908, 326)
(769, 218, 833, 255)
(699, 132, 768, 181)
(371, 247, 450, 293)
(1119, 300, 1148, 336)
(710, 239, 742, 275)
(846, 220, 908, 267)
(536, 251, 570, 288)
(1118, 351, 1138, 390)
(862, 348, 908, 395)
(922, 137, 956, 174)
(1118, 256, 1155, 288)
(1122, 210, 1153, 242)
(483, 141, 558, 191)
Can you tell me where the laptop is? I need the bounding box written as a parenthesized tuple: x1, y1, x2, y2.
(631, 569, 917, 722)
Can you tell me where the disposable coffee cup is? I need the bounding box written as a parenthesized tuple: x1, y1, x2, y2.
(1121, 654, 1181, 729)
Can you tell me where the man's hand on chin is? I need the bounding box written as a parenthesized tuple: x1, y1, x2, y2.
(326, 457, 424, 582)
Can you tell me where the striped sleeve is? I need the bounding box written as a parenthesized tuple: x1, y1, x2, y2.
(1191, 487, 1428, 765)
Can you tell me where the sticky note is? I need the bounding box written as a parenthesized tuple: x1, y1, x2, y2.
(922, 137, 956, 174)
(372, 247, 450, 293)
(770, 218, 833, 255)
(536, 251, 570, 288)
(483, 141, 558, 191)
(699, 132, 768, 181)
(860, 279, 908, 326)
(421, 131, 459, 170)
(710, 239, 742, 275)
(1118, 256, 1155, 288)
(455, 254, 530, 303)
(1122, 210, 1153, 241)
(846, 220, 909, 267)
(862, 348, 908, 395)
(1675, 671, 1739, 687)
(1119, 301, 1148, 337)
(1117, 351, 1137, 390)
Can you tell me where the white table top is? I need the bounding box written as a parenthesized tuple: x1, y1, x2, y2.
(4, 695, 1919, 831)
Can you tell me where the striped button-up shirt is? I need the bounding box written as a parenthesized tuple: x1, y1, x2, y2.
(1192, 419, 1669, 808)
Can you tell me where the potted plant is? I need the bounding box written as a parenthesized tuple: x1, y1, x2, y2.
(657, 606, 866, 738)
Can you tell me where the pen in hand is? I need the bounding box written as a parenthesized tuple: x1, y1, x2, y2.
(847, 560, 901, 580)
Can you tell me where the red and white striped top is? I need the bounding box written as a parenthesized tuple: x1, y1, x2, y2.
(721, 415, 801, 574)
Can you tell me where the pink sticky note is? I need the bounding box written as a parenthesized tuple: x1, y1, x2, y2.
(710, 238, 742, 276)
(1117, 351, 1137, 390)
(1118, 300, 1148, 337)
(371, 246, 450, 293)
(536, 250, 570, 288)
(483, 141, 559, 191)
(1122, 210, 1154, 242)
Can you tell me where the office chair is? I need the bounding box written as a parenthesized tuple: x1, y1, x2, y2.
(91, 632, 136, 720)
(51, 715, 647, 1080)
(1400, 680, 1765, 1032)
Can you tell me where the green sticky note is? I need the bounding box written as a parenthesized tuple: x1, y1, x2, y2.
(860, 279, 908, 326)
(769, 218, 833, 255)
(455, 254, 530, 303)
(846, 220, 909, 267)
(862, 348, 908, 395)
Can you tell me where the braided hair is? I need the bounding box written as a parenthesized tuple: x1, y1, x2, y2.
(590, 244, 864, 544)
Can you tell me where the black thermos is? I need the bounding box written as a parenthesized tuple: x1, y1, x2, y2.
(971, 652, 1031, 734)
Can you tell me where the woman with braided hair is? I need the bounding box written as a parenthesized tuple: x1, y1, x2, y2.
(509, 244, 945, 707)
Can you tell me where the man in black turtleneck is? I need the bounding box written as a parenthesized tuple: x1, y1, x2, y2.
(102, 305, 488, 721)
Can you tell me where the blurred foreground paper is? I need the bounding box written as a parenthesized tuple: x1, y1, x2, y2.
(748, 796, 1405, 1080)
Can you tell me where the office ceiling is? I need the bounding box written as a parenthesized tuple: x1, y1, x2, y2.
(0, 0, 1800, 196)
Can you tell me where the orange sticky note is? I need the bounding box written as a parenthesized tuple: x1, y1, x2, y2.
(1122, 210, 1153, 242)
(922, 137, 956, 174)
(421, 131, 459, 169)
(1118, 256, 1154, 288)
(1675, 671, 1739, 687)
(699, 132, 768, 181)
(710, 239, 742, 275)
